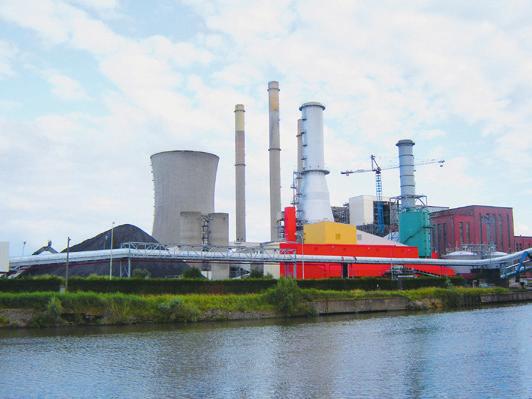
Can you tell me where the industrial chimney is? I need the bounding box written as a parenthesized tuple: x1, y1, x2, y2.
(268, 81, 281, 241)
(396, 139, 416, 210)
(296, 118, 303, 200)
(298, 102, 334, 224)
(234, 104, 246, 242)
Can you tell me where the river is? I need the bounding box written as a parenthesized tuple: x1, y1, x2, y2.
(0, 304, 530, 399)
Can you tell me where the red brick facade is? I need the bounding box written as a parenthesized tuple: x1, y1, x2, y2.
(430, 205, 515, 255)
(514, 235, 532, 252)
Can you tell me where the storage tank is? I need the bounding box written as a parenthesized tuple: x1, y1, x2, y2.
(151, 151, 219, 245)
(442, 251, 479, 274)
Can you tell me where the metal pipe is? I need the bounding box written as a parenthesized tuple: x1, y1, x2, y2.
(268, 81, 281, 241)
(296, 118, 303, 199)
(396, 139, 416, 209)
(234, 104, 246, 242)
(10, 247, 532, 267)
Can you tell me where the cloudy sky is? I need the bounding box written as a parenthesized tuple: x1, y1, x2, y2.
(1, 0, 531, 254)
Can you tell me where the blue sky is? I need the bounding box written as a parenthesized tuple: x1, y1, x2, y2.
(0, 0, 531, 254)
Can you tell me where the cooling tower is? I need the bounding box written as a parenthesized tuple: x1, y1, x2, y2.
(151, 150, 219, 245)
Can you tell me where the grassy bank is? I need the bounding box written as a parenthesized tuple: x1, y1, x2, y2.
(0, 282, 514, 328)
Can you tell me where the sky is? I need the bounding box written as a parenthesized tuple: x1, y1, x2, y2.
(0, 0, 531, 255)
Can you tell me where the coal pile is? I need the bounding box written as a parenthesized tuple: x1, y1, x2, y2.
(63, 224, 159, 253)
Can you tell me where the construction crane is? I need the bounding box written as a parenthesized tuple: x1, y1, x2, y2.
(341, 156, 445, 235)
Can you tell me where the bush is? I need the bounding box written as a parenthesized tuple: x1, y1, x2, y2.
(132, 268, 151, 279)
(0, 277, 62, 292)
(248, 269, 263, 279)
(265, 278, 310, 316)
(157, 298, 200, 322)
(0, 276, 466, 296)
(31, 296, 64, 327)
(181, 268, 204, 279)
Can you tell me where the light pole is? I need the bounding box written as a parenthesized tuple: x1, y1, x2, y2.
(22, 241, 26, 256)
(65, 237, 71, 291)
(109, 222, 115, 280)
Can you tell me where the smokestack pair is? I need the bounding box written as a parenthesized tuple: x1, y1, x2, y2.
(233, 80, 282, 243)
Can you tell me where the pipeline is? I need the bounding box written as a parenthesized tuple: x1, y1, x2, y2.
(9, 245, 531, 269)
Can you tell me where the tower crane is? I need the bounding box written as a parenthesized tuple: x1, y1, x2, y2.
(341, 156, 444, 235)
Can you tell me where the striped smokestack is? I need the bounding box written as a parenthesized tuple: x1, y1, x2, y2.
(396, 139, 416, 210)
(234, 104, 246, 242)
(296, 118, 303, 200)
(268, 81, 281, 241)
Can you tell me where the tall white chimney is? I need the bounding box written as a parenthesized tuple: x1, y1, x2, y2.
(396, 139, 416, 210)
(296, 118, 303, 200)
(298, 102, 334, 224)
(268, 81, 281, 241)
(234, 104, 246, 242)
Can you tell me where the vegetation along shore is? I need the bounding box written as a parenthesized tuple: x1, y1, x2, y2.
(1, 276, 530, 328)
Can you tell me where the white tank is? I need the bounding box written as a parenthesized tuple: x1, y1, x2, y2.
(298, 102, 334, 224)
(151, 150, 219, 245)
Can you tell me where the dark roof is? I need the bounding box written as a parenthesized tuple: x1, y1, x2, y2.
(430, 204, 513, 216)
(33, 241, 58, 255)
(63, 224, 159, 253)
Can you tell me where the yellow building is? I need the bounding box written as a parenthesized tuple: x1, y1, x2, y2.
(303, 221, 357, 245)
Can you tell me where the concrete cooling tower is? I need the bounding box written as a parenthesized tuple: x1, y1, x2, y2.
(151, 150, 219, 245)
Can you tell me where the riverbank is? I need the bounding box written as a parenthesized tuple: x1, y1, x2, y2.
(1, 283, 531, 328)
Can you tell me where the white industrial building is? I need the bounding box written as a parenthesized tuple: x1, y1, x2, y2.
(348, 195, 393, 226)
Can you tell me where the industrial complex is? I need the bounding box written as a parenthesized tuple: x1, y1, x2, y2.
(3, 81, 531, 283)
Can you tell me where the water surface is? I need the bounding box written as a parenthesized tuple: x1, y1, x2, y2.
(0, 304, 530, 398)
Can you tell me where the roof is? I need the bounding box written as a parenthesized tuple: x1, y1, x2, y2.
(431, 204, 513, 216)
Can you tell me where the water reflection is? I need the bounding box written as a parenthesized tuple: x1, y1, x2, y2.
(0, 305, 530, 398)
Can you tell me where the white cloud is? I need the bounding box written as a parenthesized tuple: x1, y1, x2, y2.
(67, 0, 120, 11)
(0, 40, 16, 77)
(45, 71, 90, 101)
(1, 0, 531, 248)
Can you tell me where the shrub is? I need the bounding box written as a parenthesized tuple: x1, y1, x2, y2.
(157, 298, 199, 322)
(0, 277, 62, 293)
(182, 268, 204, 279)
(265, 278, 309, 316)
(132, 268, 151, 279)
(31, 296, 64, 327)
(248, 269, 263, 279)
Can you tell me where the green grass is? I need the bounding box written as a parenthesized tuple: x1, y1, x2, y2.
(0, 286, 512, 327)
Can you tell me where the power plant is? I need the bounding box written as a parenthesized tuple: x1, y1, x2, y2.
(6, 80, 531, 282)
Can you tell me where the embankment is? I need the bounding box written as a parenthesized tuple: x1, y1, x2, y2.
(0, 285, 530, 328)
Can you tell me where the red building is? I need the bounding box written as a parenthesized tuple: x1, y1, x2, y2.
(430, 205, 514, 255)
(514, 236, 532, 252)
(279, 242, 455, 279)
